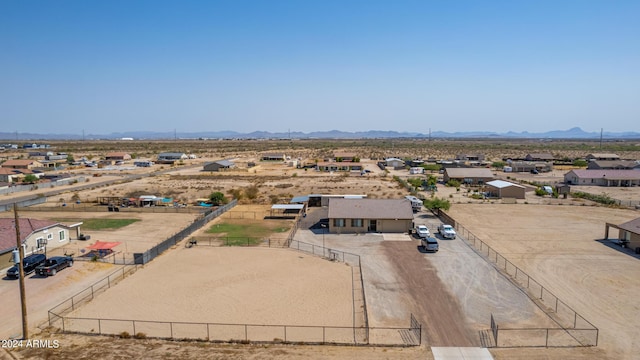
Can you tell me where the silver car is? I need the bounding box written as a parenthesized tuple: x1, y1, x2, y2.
(421, 237, 439, 252)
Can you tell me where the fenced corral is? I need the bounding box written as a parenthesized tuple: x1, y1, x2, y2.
(48, 265, 141, 326)
(21, 204, 205, 214)
(132, 200, 237, 264)
(188, 235, 290, 248)
(54, 316, 419, 346)
(451, 219, 599, 348)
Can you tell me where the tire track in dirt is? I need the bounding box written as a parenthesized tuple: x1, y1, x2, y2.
(382, 241, 479, 347)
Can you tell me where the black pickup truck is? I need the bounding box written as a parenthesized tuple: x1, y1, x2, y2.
(35, 256, 73, 276)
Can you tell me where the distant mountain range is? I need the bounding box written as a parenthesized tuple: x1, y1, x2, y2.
(1, 127, 639, 141)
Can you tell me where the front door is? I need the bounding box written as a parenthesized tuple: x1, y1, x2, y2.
(369, 220, 377, 232)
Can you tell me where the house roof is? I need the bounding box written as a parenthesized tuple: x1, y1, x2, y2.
(2, 159, 38, 167)
(262, 153, 285, 158)
(566, 169, 640, 180)
(106, 152, 130, 157)
(158, 152, 185, 157)
(316, 161, 362, 166)
(0, 218, 59, 254)
(334, 152, 357, 158)
(486, 180, 525, 189)
(618, 218, 640, 235)
(0, 168, 20, 175)
(587, 153, 620, 159)
(328, 198, 414, 220)
(214, 159, 234, 167)
(445, 168, 494, 178)
(588, 160, 640, 169)
(527, 153, 554, 160)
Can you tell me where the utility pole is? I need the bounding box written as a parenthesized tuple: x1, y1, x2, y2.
(14, 204, 28, 340)
(600, 128, 603, 149)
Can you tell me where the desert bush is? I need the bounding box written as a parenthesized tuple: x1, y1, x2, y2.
(119, 331, 131, 339)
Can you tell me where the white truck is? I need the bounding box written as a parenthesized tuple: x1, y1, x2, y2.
(438, 224, 457, 239)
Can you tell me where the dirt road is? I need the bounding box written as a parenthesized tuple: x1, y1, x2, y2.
(382, 241, 478, 347)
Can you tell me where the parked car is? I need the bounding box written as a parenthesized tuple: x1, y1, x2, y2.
(35, 256, 73, 277)
(438, 224, 457, 239)
(421, 237, 439, 252)
(6, 253, 46, 279)
(415, 225, 431, 238)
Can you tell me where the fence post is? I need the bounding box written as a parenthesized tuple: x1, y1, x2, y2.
(546, 328, 549, 347)
(323, 326, 326, 344)
(98, 319, 101, 334)
(170, 322, 173, 339)
(133, 320, 136, 335)
(284, 326, 287, 342)
(245, 324, 248, 341)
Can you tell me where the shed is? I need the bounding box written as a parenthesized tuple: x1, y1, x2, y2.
(486, 180, 526, 199)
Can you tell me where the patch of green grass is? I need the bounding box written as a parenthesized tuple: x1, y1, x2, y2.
(55, 218, 140, 230)
(206, 221, 291, 246)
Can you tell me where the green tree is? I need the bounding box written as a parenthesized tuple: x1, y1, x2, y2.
(208, 191, 227, 205)
(423, 197, 451, 211)
(245, 185, 259, 200)
(573, 159, 588, 167)
(23, 174, 39, 183)
(66, 154, 75, 164)
(491, 161, 505, 169)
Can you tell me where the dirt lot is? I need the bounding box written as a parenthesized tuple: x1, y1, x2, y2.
(447, 204, 640, 360)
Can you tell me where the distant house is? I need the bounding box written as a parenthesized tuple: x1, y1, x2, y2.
(564, 170, 640, 187)
(327, 198, 414, 234)
(507, 161, 553, 173)
(586, 153, 620, 161)
(385, 158, 405, 170)
(1, 159, 43, 170)
(134, 160, 154, 167)
(203, 159, 235, 172)
(316, 162, 362, 172)
(525, 153, 554, 162)
(486, 180, 526, 199)
(0, 168, 40, 183)
(0, 218, 79, 258)
(105, 152, 132, 161)
(455, 154, 485, 162)
(261, 153, 286, 161)
(157, 152, 187, 164)
(587, 160, 640, 170)
(443, 168, 494, 185)
(333, 152, 358, 162)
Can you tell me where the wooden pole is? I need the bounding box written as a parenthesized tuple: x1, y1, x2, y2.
(14, 204, 29, 339)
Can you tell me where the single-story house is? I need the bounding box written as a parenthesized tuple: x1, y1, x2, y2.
(157, 152, 187, 164)
(486, 180, 526, 199)
(564, 170, 640, 187)
(316, 162, 362, 172)
(261, 153, 286, 161)
(333, 152, 358, 162)
(525, 153, 555, 162)
(587, 160, 640, 170)
(385, 158, 405, 170)
(443, 168, 495, 185)
(0, 218, 80, 261)
(507, 161, 553, 173)
(1, 159, 43, 170)
(327, 198, 414, 234)
(605, 217, 640, 250)
(105, 152, 132, 161)
(0, 168, 41, 183)
(455, 154, 485, 162)
(586, 153, 620, 161)
(203, 159, 235, 172)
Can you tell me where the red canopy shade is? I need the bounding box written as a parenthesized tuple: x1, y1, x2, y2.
(86, 241, 121, 250)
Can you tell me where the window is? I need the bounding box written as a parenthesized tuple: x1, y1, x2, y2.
(351, 219, 363, 227)
(36, 237, 46, 249)
(47, 233, 53, 241)
(333, 219, 345, 227)
(59, 230, 66, 242)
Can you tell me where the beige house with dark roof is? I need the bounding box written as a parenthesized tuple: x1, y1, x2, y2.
(105, 152, 132, 161)
(564, 170, 640, 187)
(586, 153, 620, 161)
(327, 198, 414, 234)
(0, 218, 80, 265)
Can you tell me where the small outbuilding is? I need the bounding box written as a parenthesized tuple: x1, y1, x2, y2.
(486, 180, 526, 199)
(604, 217, 640, 250)
(443, 168, 494, 185)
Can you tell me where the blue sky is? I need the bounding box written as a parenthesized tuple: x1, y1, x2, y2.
(1, 1, 639, 135)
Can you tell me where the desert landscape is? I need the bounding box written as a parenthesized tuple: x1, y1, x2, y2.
(1, 138, 639, 359)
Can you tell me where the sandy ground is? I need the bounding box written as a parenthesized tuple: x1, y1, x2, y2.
(67, 246, 355, 338)
(447, 204, 640, 360)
